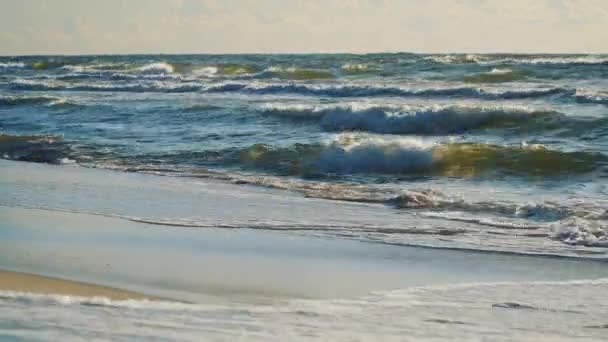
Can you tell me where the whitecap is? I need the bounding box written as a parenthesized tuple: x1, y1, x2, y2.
(137, 62, 175, 74)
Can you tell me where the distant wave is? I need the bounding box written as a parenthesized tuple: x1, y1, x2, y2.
(0, 95, 59, 107)
(0, 62, 25, 69)
(206, 82, 572, 100)
(425, 54, 490, 65)
(506, 56, 608, 66)
(9, 79, 202, 93)
(9, 78, 572, 99)
(341, 63, 378, 74)
(427, 54, 608, 66)
(262, 66, 335, 80)
(136, 62, 175, 74)
(463, 68, 527, 83)
(260, 103, 567, 134)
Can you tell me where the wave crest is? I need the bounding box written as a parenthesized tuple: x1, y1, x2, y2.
(137, 62, 175, 74)
(260, 103, 564, 134)
(206, 82, 571, 100)
(0, 62, 25, 69)
(152, 135, 605, 178)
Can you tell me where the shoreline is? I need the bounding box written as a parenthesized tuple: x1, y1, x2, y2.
(0, 269, 153, 301)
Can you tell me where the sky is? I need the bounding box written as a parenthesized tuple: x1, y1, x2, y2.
(1, 0, 607, 55)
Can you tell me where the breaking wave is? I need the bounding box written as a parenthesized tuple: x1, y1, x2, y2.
(341, 63, 377, 74)
(260, 103, 567, 134)
(206, 82, 572, 100)
(0, 62, 25, 69)
(427, 54, 608, 66)
(126, 134, 606, 178)
(137, 62, 175, 74)
(463, 68, 527, 83)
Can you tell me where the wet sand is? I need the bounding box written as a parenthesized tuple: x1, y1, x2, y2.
(0, 269, 151, 300)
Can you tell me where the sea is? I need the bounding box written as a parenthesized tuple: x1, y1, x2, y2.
(1, 53, 607, 341)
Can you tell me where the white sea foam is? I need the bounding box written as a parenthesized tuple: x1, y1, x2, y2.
(508, 56, 608, 65)
(341, 63, 375, 73)
(0, 61, 25, 68)
(316, 134, 436, 174)
(489, 68, 513, 74)
(192, 65, 219, 77)
(553, 217, 608, 247)
(137, 62, 175, 74)
(425, 54, 488, 64)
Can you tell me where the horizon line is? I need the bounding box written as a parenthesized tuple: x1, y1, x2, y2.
(1, 51, 607, 58)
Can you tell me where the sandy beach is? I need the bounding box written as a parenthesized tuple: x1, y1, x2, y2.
(0, 269, 151, 300)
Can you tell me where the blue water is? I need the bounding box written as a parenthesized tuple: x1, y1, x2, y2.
(1, 53, 607, 253)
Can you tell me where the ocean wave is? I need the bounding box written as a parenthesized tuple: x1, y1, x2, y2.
(9, 79, 202, 93)
(205, 82, 572, 100)
(31, 60, 72, 70)
(0, 134, 72, 164)
(341, 63, 377, 74)
(0, 95, 60, 107)
(53, 72, 180, 82)
(427, 54, 608, 66)
(59, 62, 130, 72)
(192, 65, 219, 77)
(504, 56, 608, 66)
(425, 54, 489, 64)
(191, 64, 260, 78)
(4, 130, 605, 178)
(0, 62, 25, 69)
(132, 134, 606, 178)
(463, 68, 527, 83)
(260, 103, 565, 134)
(221, 64, 259, 76)
(263, 66, 335, 80)
(137, 62, 175, 74)
(575, 89, 608, 106)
